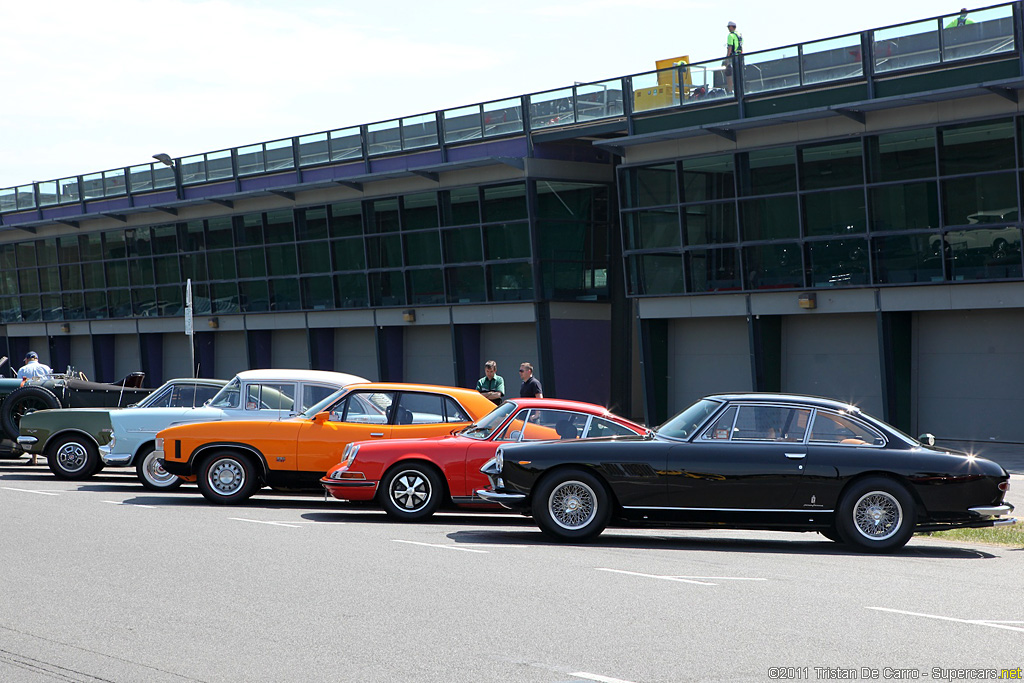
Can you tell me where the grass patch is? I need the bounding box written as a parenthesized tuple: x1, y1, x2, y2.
(918, 524, 1024, 548)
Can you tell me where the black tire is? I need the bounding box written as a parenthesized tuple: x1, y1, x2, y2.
(196, 451, 259, 504)
(835, 476, 916, 553)
(136, 444, 182, 491)
(1, 386, 61, 440)
(531, 468, 611, 542)
(379, 464, 444, 521)
(46, 434, 100, 480)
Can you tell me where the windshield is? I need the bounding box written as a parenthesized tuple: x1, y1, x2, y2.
(459, 402, 516, 440)
(656, 398, 723, 440)
(207, 377, 241, 409)
(301, 388, 347, 419)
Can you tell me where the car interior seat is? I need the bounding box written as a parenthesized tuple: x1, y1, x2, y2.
(555, 419, 577, 440)
(398, 408, 414, 425)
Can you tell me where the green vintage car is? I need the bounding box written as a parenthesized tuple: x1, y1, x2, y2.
(0, 358, 151, 441)
(16, 378, 227, 486)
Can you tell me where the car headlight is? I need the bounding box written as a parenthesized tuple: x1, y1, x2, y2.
(340, 443, 360, 467)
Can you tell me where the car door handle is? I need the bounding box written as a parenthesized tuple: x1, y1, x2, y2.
(785, 452, 806, 459)
(370, 432, 384, 437)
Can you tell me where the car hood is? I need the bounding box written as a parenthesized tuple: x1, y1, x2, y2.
(109, 406, 227, 430)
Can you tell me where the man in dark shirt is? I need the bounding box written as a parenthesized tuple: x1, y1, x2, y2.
(518, 362, 543, 398)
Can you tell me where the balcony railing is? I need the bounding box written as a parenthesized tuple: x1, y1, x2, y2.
(1, 2, 1018, 218)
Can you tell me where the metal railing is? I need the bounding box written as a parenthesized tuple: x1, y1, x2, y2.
(0, 2, 1018, 218)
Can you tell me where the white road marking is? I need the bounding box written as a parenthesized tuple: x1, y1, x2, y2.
(597, 568, 767, 586)
(867, 607, 1024, 633)
(102, 500, 157, 508)
(391, 540, 488, 553)
(0, 487, 59, 496)
(229, 517, 301, 528)
(570, 672, 638, 683)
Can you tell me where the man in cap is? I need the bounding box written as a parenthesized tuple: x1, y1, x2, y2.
(724, 20, 743, 94)
(946, 8, 973, 27)
(17, 351, 52, 381)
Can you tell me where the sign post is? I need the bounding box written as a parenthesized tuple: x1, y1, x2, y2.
(185, 279, 195, 377)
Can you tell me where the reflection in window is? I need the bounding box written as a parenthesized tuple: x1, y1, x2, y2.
(943, 227, 1023, 282)
(743, 243, 803, 290)
(870, 182, 939, 231)
(872, 234, 944, 284)
(803, 188, 866, 237)
(628, 253, 683, 295)
(626, 210, 680, 250)
(941, 173, 1017, 227)
(624, 164, 678, 207)
(808, 239, 869, 287)
(683, 202, 736, 246)
(940, 119, 1015, 175)
(687, 247, 740, 292)
(740, 196, 799, 241)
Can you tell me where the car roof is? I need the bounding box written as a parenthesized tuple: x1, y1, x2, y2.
(341, 382, 490, 399)
(163, 378, 228, 386)
(706, 392, 862, 412)
(504, 397, 628, 415)
(232, 369, 368, 385)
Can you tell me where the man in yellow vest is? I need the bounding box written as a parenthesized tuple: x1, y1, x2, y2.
(946, 8, 973, 28)
(724, 21, 743, 94)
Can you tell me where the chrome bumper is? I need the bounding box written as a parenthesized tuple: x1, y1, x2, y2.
(16, 435, 37, 447)
(968, 504, 1014, 517)
(99, 445, 132, 466)
(476, 489, 527, 503)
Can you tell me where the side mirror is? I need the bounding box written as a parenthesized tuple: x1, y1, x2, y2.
(509, 430, 522, 441)
(313, 411, 330, 424)
(918, 433, 936, 447)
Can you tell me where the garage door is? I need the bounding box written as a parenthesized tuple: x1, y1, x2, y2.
(669, 317, 751, 414)
(915, 310, 1024, 441)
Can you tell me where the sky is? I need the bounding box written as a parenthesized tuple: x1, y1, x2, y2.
(0, 0, 957, 189)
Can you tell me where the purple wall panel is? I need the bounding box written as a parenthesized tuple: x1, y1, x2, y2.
(130, 190, 177, 205)
(40, 205, 86, 219)
(369, 150, 443, 172)
(86, 197, 131, 212)
(533, 142, 612, 164)
(240, 173, 299, 191)
(447, 138, 528, 162)
(182, 182, 235, 199)
(302, 162, 364, 183)
(550, 319, 611, 407)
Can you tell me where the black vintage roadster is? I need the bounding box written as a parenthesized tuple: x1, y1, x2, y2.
(478, 393, 1016, 552)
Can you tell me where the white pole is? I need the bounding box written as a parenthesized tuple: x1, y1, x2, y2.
(185, 279, 195, 377)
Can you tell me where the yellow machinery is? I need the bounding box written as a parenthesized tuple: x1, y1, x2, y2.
(633, 55, 692, 112)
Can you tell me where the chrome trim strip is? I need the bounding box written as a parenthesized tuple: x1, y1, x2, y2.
(623, 505, 835, 513)
(993, 518, 1018, 527)
(16, 436, 37, 445)
(968, 504, 1013, 516)
(476, 489, 527, 502)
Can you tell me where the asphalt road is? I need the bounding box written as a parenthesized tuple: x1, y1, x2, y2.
(1, 462, 1021, 683)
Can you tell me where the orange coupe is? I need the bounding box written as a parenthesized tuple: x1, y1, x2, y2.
(154, 382, 496, 504)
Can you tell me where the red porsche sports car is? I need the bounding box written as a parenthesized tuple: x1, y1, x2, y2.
(321, 398, 645, 521)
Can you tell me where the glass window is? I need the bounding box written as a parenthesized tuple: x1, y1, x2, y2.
(209, 378, 241, 408)
(731, 405, 811, 441)
(206, 217, 232, 249)
(402, 192, 439, 230)
(484, 222, 531, 259)
(236, 247, 267, 278)
(488, 262, 533, 301)
(210, 283, 238, 314)
(82, 262, 105, 288)
(132, 287, 157, 316)
(536, 182, 604, 221)
(106, 261, 129, 288)
(302, 384, 339, 411)
(369, 271, 406, 306)
(483, 97, 523, 136)
(627, 253, 683, 295)
(443, 226, 483, 263)
(130, 259, 155, 286)
(404, 231, 442, 266)
(269, 278, 300, 311)
(329, 127, 363, 161)
(743, 243, 803, 290)
(585, 417, 638, 438)
(62, 292, 84, 320)
(809, 411, 884, 445)
(367, 235, 402, 269)
(873, 20, 940, 73)
(515, 409, 586, 441)
(239, 280, 270, 312)
(206, 251, 236, 280)
(409, 268, 444, 304)
(800, 141, 863, 190)
(158, 285, 185, 315)
(483, 184, 528, 222)
(942, 6, 1015, 61)
(85, 291, 108, 319)
(942, 173, 1017, 227)
(299, 241, 330, 273)
(870, 182, 940, 231)
(330, 201, 363, 237)
(624, 164, 677, 207)
(943, 227, 1023, 282)
(742, 148, 796, 195)
(61, 264, 83, 290)
(446, 266, 486, 303)
(803, 188, 867, 237)
(740, 196, 799, 240)
(444, 104, 482, 143)
(682, 155, 734, 202)
(265, 209, 295, 244)
(298, 133, 329, 166)
(301, 275, 334, 310)
(444, 187, 480, 226)
(332, 238, 366, 271)
(625, 209, 680, 250)
(299, 207, 329, 241)
(872, 234, 944, 284)
(182, 251, 208, 282)
(235, 213, 264, 245)
(808, 239, 870, 287)
(392, 392, 446, 424)
(367, 120, 401, 156)
(206, 150, 233, 180)
(700, 405, 739, 440)
(336, 273, 369, 308)
(868, 129, 936, 183)
(940, 120, 1015, 175)
(683, 203, 737, 245)
(108, 289, 131, 317)
(337, 391, 393, 424)
(444, 397, 471, 423)
(686, 247, 740, 292)
(246, 382, 297, 411)
(368, 198, 400, 233)
(266, 244, 298, 276)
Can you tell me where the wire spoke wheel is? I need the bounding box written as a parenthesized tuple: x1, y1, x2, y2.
(852, 491, 903, 541)
(548, 480, 598, 530)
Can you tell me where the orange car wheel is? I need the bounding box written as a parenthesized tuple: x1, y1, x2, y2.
(197, 451, 259, 505)
(379, 464, 444, 522)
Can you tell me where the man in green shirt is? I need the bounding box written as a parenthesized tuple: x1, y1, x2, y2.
(476, 360, 505, 405)
(946, 8, 973, 28)
(725, 20, 743, 94)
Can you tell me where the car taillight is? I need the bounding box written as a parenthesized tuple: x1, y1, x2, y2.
(998, 481, 1010, 492)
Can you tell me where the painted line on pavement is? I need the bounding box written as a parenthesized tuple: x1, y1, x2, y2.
(0, 487, 59, 496)
(570, 672, 638, 683)
(391, 540, 488, 553)
(228, 517, 301, 528)
(102, 500, 157, 508)
(597, 568, 767, 586)
(867, 607, 1024, 633)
